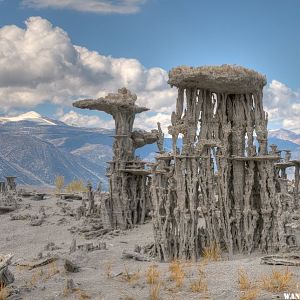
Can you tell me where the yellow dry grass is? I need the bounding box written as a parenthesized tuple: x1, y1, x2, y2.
(237, 268, 260, 300)
(202, 243, 222, 262)
(238, 268, 252, 290)
(260, 268, 294, 293)
(55, 175, 64, 193)
(121, 265, 140, 285)
(239, 289, 259, 300)
(169, 260, 185, 288)
(146, 265, 160, 285)
(66, 180, 87, 193)
(189, 264, 208, 293)
(45, 261, 59, 279)
(149, 283, 160, 300)
(75, 288, 91, 299)
(0, 283, 9, 300)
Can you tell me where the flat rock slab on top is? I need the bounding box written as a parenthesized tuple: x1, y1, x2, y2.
(168, 64, 267, 93)
(72, 87, 149, 115)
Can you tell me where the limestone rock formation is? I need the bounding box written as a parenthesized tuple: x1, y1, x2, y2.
(151, 64, 298, 261)
(73, 88, 159, 230)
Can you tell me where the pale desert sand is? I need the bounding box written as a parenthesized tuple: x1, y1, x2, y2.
(1, 191, 299, 300)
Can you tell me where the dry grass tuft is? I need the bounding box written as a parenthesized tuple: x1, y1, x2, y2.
(0, 283, 10, 300)
(104, 262, 112, 279)
(149, 283, 160, 300)
(238, 268, 252, 290)
(190, 278, 208, 293)
(260, 268, 294, 292)
(66, 180, 87, 193)
(75, 288, 91, 299)
(202, 243, 221, 262)
(55, 175, 65, 193)
(190, 264, 208, 293)
(146, 264, 161, 299)
(169, 260, 185, 288)
(45, 261, 59, 279)
(146, 265, 160, 285)
(121, 265, 140, 285)
(239, 289, 259, 300)
(237, 268, 260, 299)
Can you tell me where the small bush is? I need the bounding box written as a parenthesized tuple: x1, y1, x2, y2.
(169, 260, 185, 288)
(75, 288, 91, 299)
(149, 283, 160, 300)
(190, 264, 208, 293)
(202, 243, 221, 262)
(146, 265, 160, 285)
(66, 180, 87, 193)
(260, 268, 293, 292)
(121, 265, 140, 285)
(239, 289, 259, 300)
(238, 268, 251, 290)
(0, 283, 9, 300)
(55, 175, 64, 193)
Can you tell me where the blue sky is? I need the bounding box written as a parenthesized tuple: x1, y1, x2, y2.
(0, 0, 299, 132)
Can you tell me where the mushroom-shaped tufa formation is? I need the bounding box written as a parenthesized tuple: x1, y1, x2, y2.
(73, 87, 148, 115)
(168, 64, 267, 93)
(72, 88, 159, 230)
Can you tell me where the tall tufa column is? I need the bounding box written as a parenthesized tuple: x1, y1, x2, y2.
(73, 88, 159, 230)
(152, 65, 292, 261)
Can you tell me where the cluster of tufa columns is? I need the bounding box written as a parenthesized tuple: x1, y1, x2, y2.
(151, 65, 298, 261)
(73, 88, 159, 230)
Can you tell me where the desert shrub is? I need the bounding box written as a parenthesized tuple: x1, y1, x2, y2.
(260, 268, 293, 292)
(149, 282, 160, 300)
(0, 283, 9, 300)
(238, 268, 252, 290)
(55, 175, 64, 193)
(121, 265, 140, 285)
(202, 243, 221, 262)
(239, 289, 259, 300)
(66, 180, 87, 193)
(169, 260, 185, 288)
(146, 265, 160, 285)
(190, 264, 208, 293)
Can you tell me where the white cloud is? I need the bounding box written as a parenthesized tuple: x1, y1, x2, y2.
(135, 112, 171, 135)
(22, 0, 146, 14)
(2, 17, 300, 134)
(59, 110, 114, 128)
(264, 80, 300, 131)
(0, 17, 174, 120)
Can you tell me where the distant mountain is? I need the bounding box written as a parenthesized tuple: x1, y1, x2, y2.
(0, 111, 299, 188)
(0, 111, 60, 126)
(0, 112, 111, 188)
(269, 129, 300, 146)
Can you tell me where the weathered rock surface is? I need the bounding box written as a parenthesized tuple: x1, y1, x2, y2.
(73, 88, 159, 230)
(152, 64, 299, 261)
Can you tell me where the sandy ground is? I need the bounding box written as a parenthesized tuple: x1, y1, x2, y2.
(1, 192, 300, 300)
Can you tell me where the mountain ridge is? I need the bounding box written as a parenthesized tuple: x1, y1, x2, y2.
(0, 111, 299, 188)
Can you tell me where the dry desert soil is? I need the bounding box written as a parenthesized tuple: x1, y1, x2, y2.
(1, 189, 299, 300)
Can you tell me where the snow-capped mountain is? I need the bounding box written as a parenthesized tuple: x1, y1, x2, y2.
(0, 111, 299, 189)
(269, 129, 300, 146)
(0, 111, 111, 188)
(0, 111, 58, 126)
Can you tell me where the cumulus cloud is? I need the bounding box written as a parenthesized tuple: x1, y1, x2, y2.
(22, 0, 146, 14)
(0, 16, 175, 132)
(3, 17, 300, 134)
(264, 80, 300, 131)
(59, 110, 114, 128)
(135, 112, 171, 135)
